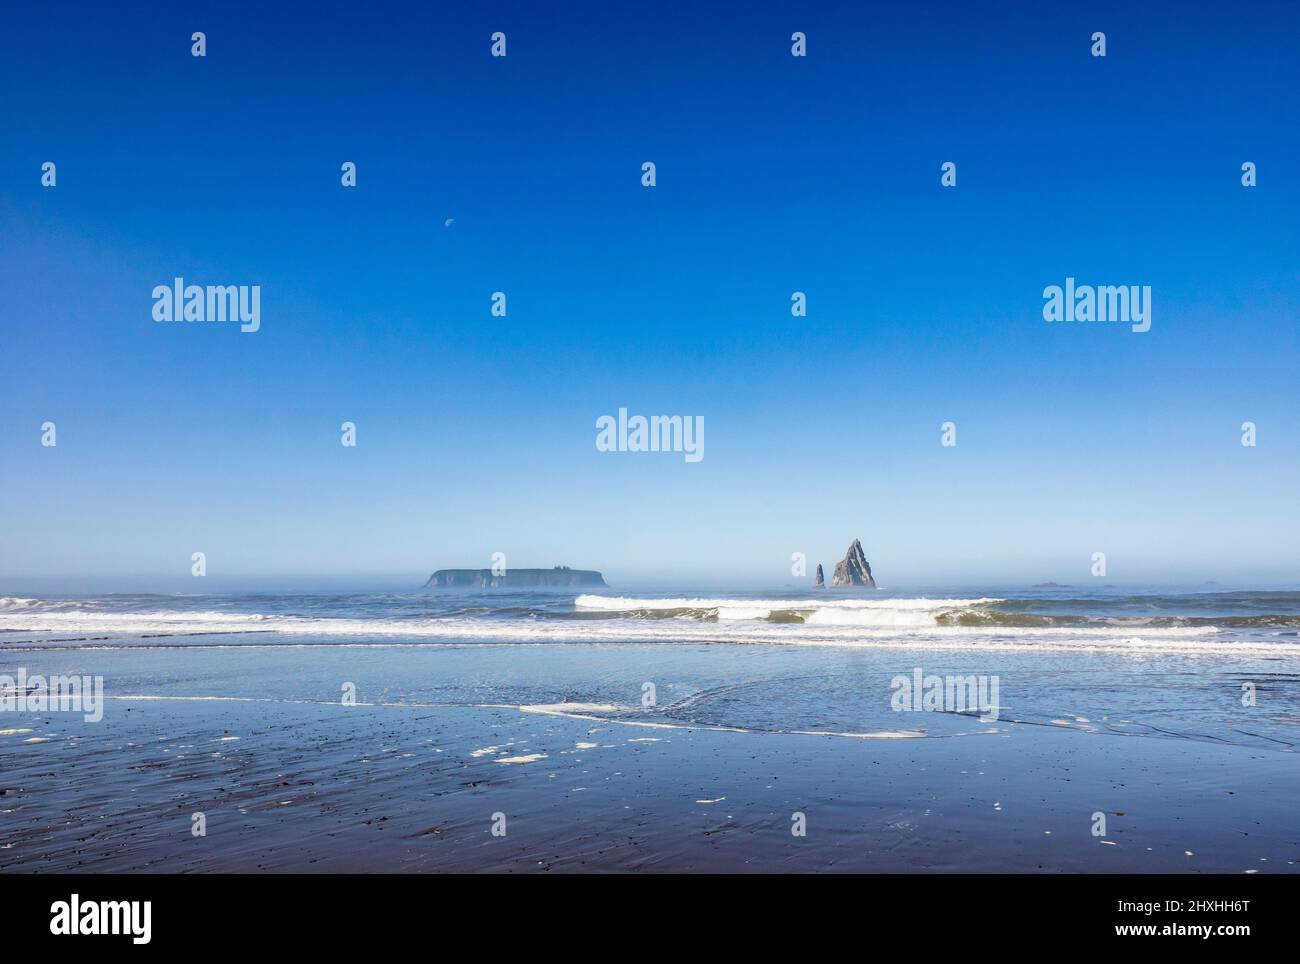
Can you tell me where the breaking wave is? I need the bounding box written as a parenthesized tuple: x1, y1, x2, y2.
(573, 595, 1005, 627)
(1, 589, 1297, 656)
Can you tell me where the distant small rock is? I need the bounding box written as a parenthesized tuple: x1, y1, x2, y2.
(815, 563, 825, 588)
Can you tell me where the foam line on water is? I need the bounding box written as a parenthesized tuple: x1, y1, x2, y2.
(574, 594, 1004, 612)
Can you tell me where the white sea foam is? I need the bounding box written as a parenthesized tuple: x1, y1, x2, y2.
(803, 607, 943, 627)
(0, 609, 266, 631)
(0, 609, 1220, 642)
(4, 597, 1295, 659)
(573, 594, 1009, 628)
(574, 594, 1003, 613)
(521, 702, 622, 715)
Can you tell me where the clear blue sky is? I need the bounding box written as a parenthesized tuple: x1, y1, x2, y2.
(1, 1, 1297, 588)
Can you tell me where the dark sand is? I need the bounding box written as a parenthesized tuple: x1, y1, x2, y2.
(2, 697, 1296, 873)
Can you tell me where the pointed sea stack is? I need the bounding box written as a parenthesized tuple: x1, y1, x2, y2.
(831, 539, 876, 588)
(815, 564, 825, 588)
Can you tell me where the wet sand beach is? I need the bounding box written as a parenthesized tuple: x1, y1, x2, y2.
(2, 670, 1297, 873)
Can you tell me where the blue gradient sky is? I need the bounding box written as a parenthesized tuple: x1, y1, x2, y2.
(2, 1, 1297, 588)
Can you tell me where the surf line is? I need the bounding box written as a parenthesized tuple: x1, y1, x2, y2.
(102, 695, 996, 741)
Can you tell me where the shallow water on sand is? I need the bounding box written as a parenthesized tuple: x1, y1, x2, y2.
(3, 586, 1299, 748)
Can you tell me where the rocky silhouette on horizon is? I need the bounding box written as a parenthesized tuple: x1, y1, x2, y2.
(426, 566, 607, 588)
(815, 563, 825, 588)
(831, 539, 876, 588)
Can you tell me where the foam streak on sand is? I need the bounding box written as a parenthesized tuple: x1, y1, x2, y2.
(512, 702, 933, 739)
(89, 694, 945, 742)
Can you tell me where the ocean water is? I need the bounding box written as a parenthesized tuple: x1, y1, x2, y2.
(4, 585, 1300, 646)
(3, 586, 1299, 750)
